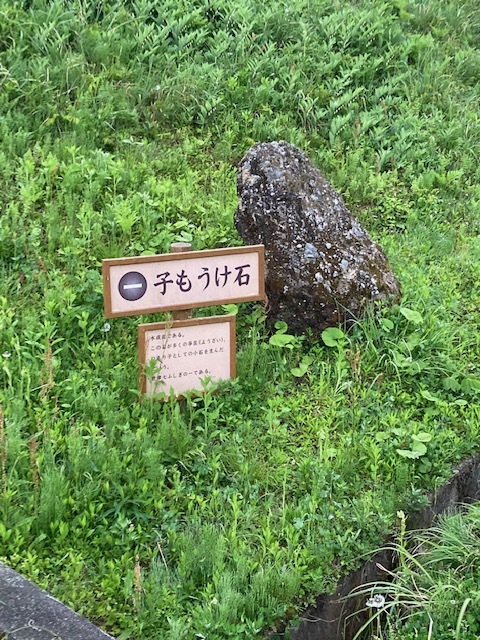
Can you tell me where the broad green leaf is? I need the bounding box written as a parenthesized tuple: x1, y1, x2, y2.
(321, 327, 346, 347)
(443, 376, 461, 392)
(396, 448, 422, 459)
(269, 333, 296, 348)
(412, 432, 433, 443)
(462, 378, 480, 393)
(291, 356, 313, 377)
(420, 390, 440, 403)
(380, 318, 394, 332)
(411, 441, 427, 456)
(274, 321, 289, 334)
(291, 363, 308, 377)
(399, 307, 423, 325)
(222, 304, 238, 315)
(406, 333, 421, 349)
(418, 459, 432, 473)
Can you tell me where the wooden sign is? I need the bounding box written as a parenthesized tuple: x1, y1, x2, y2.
(138, 315, 236, 398)
(103, 246, 264, 318)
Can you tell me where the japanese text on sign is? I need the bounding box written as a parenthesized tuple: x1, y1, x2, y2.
(138, 316, 236, 398)
(153, 263, 251, 294)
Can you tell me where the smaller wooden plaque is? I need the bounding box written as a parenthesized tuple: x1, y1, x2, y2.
(138, 315, 236, 398)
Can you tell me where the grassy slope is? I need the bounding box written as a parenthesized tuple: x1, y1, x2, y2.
(351, 506, 480, 639)
(0, 0, 480, 638)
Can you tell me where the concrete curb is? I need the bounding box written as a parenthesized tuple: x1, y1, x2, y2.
(0, 563, 115, 640)
(287, 453, 480, 640)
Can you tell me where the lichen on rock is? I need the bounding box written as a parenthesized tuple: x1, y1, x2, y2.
(235, 141, 401, 334)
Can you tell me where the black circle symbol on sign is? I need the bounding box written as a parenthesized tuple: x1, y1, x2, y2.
(118, 272, 147, 301)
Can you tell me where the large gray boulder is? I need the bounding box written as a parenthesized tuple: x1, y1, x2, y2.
(235, 141, 401, 334)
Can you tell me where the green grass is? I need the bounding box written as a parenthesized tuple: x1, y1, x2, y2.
(1, 0, 480, 638)
(349, 507, 480, 640)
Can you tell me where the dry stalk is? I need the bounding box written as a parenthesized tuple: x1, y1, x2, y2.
(29, 435, 40, 506)
(347, 342, 362, 382)
(0, 406, 6, 493)
(41, 340, 54, 399)
(133, 554, 143, 614)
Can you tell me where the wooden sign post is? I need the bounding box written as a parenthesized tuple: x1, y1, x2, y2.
(102, 245, 264, 398)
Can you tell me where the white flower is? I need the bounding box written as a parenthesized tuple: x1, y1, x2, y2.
(2, 351, 11, 358)
(101, 322, 111, 333)
(366, 594, 385, 609)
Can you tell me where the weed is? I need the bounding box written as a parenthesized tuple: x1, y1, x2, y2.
(349, 506, 480, 639)
(1, 0, 480, 638)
